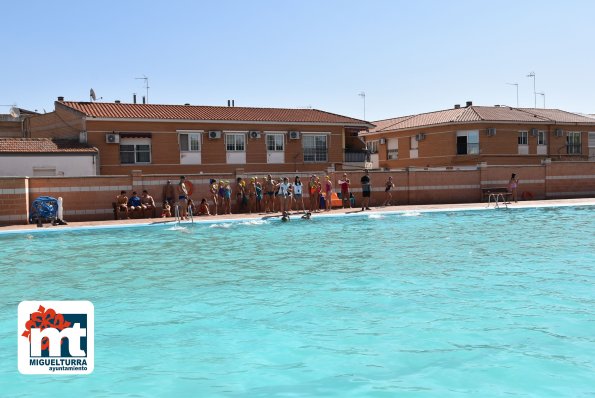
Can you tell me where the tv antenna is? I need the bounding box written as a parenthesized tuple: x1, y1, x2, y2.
(358, 91, 366, 120)
(135, 75, 150, 103)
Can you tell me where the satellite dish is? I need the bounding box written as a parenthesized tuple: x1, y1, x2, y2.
(9, 106, 20, 118)
(90, 88, 97, 101)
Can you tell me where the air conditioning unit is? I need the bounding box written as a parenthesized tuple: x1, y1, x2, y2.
(530, 128, 538, 137)
(208, 131, 222, 139)
(249, 131, 261, 139)
(555, 128, 563, 137)
(106, 133, 120, 144)
(415, 133, 426, 141)
(379, 138, 386, 144)
(487, 128, 496, 136)
(289, 131, 300, 140)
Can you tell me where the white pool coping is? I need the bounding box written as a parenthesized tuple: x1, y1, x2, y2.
(1, 198, 594, 235)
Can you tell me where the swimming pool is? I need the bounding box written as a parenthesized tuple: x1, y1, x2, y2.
(1, 206, 594, 397)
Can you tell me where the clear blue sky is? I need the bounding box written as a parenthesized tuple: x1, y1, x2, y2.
(2, 0, 594, 121)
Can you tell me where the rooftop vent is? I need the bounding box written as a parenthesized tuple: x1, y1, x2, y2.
(184, 103, 190, 106)
(57, 96, 64, 101)
(115, 100, 121, 104)
(466, 101, 473, 107)
(454, 104, 461, 109)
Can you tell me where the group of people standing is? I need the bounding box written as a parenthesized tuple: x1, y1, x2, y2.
(117, 171, 400, 219)
(198, 169, 395, 215)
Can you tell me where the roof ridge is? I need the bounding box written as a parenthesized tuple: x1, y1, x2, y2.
(513, 107, 553, 122)
(64, 101, 333, 113)
(455, 106, 483, 122)
(377, 115, 417, 132)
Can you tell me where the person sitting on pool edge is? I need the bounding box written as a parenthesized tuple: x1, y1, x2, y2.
(141, 190, 156, 218)
(128, 191, 143, 218)
(116, 190, 129, 219)
(198, 198, 210, 216)
(161, 202, 172, 218)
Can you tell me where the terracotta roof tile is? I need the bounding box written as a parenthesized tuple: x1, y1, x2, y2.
(0, 138, 97, 153)
(60, 101, 372, 126)
(366, 105, 595, 134)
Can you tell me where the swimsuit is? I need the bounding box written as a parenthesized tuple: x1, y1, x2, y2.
(255, 186, 263, 200)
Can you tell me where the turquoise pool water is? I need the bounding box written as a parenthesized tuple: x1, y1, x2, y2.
(1, 206, 595, 397)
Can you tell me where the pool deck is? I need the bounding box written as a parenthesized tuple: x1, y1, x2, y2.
(1, 198, 594, 233)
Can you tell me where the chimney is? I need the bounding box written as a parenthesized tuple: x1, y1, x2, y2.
(142, 96, 146, 104)
(454, 104, 460, 109)
(466, 101, 473, 107)
(232, 100, 235, 107)
(227, 100, 231, 107)
(133, 94, 137, 104)
(115, 100, 121, 104)
(57, 96, 64, 102)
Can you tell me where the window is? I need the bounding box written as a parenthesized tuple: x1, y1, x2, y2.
(537, 131, 547, 146)
(179, 132, 201, 152)
(567, 132, 582, 154)
(303, 134, 328, 162)
(589, 132, 595, 159)
(120, 138, 151, 164)
(226, 133, 245, 151)
(456, 130, 479, 155)
(266, 134, 284, 151)
(518, 131, 528, 145)
(366, 140, 378, 154)
(387, 138, 398, 160)
(410, 136, 419, 158)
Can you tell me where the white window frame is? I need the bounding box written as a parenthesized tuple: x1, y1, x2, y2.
(120, 137, 151, 164)
(179, 131, 202, 152)
(266, 133, 284, 151)
(588, 132, 595, 159)
(303, 134, 328, 163)
(537, 130, 547, 146)
(567, 131, 582, 155)
(518, 131, 528, 145)
(456, 130, 479, 155)
(366, 140, 379, 154)
(387, 138, 398, 160)
(225, 133, 246, 152)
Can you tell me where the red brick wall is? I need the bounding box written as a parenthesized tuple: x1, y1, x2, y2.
(1, 162, 594, 225)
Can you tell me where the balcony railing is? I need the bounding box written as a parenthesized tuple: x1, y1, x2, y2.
(567, 144, 582, 154)
(344, 149, 370, 163)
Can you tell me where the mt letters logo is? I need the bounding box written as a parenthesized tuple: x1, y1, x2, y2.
(18, 301, 94, 374)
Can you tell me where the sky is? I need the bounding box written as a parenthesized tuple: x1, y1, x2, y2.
(2, 0, 594, 121)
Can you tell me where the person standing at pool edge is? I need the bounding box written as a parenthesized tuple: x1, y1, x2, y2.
(361, 169, 372, 210)
(383, 176, 395, 206)
(508, 173, 519, 202)
(176, 176, 189, 220)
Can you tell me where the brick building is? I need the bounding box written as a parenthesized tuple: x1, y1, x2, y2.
(361, 102, 595, 169)
(27, 98, 372, 175)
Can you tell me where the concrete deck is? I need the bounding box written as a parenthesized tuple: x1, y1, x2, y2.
(1, 198, 594, 234)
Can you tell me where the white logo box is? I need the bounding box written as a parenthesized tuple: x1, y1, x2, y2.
(18, 301, 94, 375)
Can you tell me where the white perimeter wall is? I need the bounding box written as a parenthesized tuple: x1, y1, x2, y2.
(0, 155, 97, 177)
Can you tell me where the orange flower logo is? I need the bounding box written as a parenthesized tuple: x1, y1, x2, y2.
(21, 305, 72, 350)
